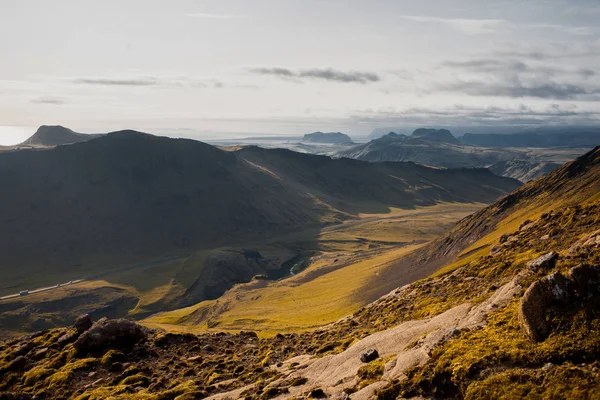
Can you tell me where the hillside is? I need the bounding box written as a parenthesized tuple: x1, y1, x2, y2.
(302, 132, 353, 144)
(489, 159, 561, 183)
(19, 125, 103, 147)
(1, 149, 598, 399)
(0, 131, 520, 337)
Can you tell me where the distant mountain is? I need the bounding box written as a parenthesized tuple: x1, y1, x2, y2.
(302, 131, 353, 144)
(19, 125, 103, 147)
(411, 128, 460, 144)
(338, 129, 590, 182)
(369, 127, 409, 139)
(461, 129, 600, 148)
(338, 131, 515, 168)
(0, 130, 520, 300)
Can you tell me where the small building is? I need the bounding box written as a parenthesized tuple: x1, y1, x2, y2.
(19, 290, 29, 296)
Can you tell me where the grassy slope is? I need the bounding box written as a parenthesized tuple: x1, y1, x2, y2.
(143, 203, 480, 334)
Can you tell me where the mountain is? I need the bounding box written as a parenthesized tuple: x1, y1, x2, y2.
(338, 131, 589, 182)
(368, 127, 409, 139)
(1, 149, 598, 400)
(411, 128, 459, 144)
(18, 125, 103, 147)
(0, 131, 519, 298)
(302, 131, 353, 144)
(338, 131, 515, 168)
(461, 128, 600, 148)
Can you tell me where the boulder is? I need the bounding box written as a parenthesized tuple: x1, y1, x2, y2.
(360, 349, 379, 363)
(75, 314, 93, 334)
(518, 272, 573, 341)
(518, 265, 600, 342)
(526, 252, 558, 271)
(73, 318, 147, 353)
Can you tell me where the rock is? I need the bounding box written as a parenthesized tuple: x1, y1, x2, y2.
(6, 356, 26, 372)
(489, 244, 502, 256)
(75, 314, 93, 334)
(526, 252, 558, 271)
(239, 331, 259, 339)
(568, 265, 600, 298)
(186, 355, 202, 362)
(360, 349, 379, 363)
(542, 362, 555, 371)
(518, 272, 574, 341)
(73, 318, 147, 353)
(13, 341, 34, 357)
(57, 332, 77, 348)
(519, 270, 579, 342)
(202, 345, 214, 352)
(32, 348, 48, 360)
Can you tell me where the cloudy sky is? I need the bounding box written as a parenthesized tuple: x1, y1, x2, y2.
(1, 0, 600, 143)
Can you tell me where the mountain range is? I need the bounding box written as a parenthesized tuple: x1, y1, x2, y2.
(0, 129, 520, 307)
(337, 129, 591, 182)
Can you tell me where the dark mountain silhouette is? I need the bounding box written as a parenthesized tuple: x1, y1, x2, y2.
(19, 125, 103, 147)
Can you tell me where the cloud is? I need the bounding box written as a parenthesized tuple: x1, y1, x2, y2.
(437, 79, 600, 100)
(444, 59, 529, 73)
(249, 67, 380, 84)
(74, 78, 158, 86)
(526, 23, 596, 36)
(185, 13, 245, 19)
(347, 104, 600, 127)
(396, 15, 506, 35)
(69, 76, 247, 89)
(442, 58, 594, 78)
(30, 97, 66, 105)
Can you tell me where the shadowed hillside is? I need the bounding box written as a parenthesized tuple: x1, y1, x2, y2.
(0, 131, 519, 299)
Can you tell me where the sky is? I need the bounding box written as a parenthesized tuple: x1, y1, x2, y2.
(1, 0, 600, 144)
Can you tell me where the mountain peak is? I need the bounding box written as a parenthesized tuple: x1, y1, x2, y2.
(20, 125, 101, 147)
(411, 128, 459, 144)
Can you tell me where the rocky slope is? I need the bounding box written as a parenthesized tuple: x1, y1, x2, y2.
(0, 148, 598, 399)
